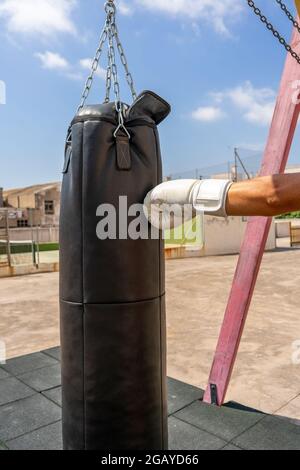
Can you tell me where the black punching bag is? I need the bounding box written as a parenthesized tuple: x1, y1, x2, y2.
(60, 90, 171, 450)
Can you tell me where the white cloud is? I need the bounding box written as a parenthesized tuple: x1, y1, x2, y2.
(79, 59, 107, 80)
(126, 0, 243, 35)
(118, 1, 132, 16)
(192, 106, 226, 122)
(0, 0, 77, 37)
(209, 81, 276, 126)
(35, 51, 70, 70)
(34, 52, 108, 83)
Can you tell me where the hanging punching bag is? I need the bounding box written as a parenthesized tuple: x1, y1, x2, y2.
(59, 1, 171, 451)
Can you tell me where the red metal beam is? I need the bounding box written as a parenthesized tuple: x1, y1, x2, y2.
(203, 24, 300, 406)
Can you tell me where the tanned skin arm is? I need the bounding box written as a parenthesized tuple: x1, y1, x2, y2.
(226, 173, 300, 217)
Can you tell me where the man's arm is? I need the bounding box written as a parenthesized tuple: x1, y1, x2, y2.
(226, 173, 300, 217)
(143, 173, 300, 229)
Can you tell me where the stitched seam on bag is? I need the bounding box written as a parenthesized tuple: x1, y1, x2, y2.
(60, 293, 166, 307)
(153, 127, 165, 449)
(118, 141, 130, 168)
(81, 123, 86, 450)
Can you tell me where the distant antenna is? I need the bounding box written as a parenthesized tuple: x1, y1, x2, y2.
(234, 148, 251, 180)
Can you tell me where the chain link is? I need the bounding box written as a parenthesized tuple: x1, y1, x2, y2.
(275, 0, 300, 35)
(247, 0, 300, 65)
(104, 54, 112, 104)
(111, 21, 137, 101)
(77, 0, 137, 112)
(77, 25, 108, 112)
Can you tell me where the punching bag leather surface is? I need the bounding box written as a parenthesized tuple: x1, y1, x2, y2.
(60, 91, 171, 450)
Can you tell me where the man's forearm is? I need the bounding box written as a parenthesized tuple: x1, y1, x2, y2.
(226, 173, 300, 217)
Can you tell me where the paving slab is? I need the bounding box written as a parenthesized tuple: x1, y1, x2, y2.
(0, 377, 35, 406)
(174, 400, 265, 442)
(42, 347, 60, 361)
(1, 352, 57, 376)
(169, 417, 227, 451)
(0, 352, 299, 450)
(0, 369, 10, 380)
(0, 441, 7, 450)
(275, 395, 300, 423)
(7, 421, 62, 451)
(2, 251, 300, 415)
(18, 364, 61, 392)
(233, 415, 300, 450)
(168, 378, 203, 415)
(0, 394, 61, 441)
(222, 444, 242, 450)
(42, 387, 62, 407)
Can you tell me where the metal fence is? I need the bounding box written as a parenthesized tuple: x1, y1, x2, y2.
(166, 149, 263, 182)
(0, 210, 59, 268)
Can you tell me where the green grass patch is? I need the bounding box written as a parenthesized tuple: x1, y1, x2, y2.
(164, 217, 204, 246)
(276, 212, 300, 219)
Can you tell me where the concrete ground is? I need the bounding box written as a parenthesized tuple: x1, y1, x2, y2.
(0, 248, 300, 421)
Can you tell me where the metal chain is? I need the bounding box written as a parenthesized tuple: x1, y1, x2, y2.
(275, 0, 300, 35)
(247, 0, 300, 65)
(111, 21, 137, 101)
(107, 16, 121, 106)
(77, 25, 108, 112)
(104, 52, 112, 104)
(107, 13, 130, 138)
(77, 0, 137, 112)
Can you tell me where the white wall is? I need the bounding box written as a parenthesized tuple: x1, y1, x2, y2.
(202, 216, 276, 257)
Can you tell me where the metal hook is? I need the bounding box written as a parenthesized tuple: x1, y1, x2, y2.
(114, 123, 131, 140)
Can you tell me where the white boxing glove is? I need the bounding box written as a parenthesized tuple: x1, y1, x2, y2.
(144, 179, 233, 230)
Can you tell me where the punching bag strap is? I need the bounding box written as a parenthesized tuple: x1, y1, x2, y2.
(63, 127, 72, 174)
(116, 130, 131, 171)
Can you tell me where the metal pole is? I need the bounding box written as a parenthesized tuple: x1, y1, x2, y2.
(234, 150, 238, 182)
(5, 211, 12, 267)
(235, 148, 251, 180)
(29, 209, 37, 267)
(204, 23, 300, 406)
(36, 226, 40, 267)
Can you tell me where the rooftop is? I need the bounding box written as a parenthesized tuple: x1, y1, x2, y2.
(0, 348, 299, 450)
(3, 182, 61, 200)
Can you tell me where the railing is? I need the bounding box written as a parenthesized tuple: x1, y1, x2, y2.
(290, 223, 300, 246)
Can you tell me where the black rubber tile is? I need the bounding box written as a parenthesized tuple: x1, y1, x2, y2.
(18, 364, 61, 392)
(7, 421, 62, 451)
(0, 394, 61, 441)
(42, 347, 61, 361)
(169, 417, 227, 450)
(222, 444, 242, 450)
(168, 378, 203, 415)
(2, 352, 57, 376)
(174, 400, 264, 441)
(42, 387, 62, 407)
(0, 368, 10, 380)
(233, 415, 300, 450)
(0, 377, 35, 406)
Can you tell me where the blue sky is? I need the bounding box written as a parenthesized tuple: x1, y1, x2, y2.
(1, 0, 300, 188)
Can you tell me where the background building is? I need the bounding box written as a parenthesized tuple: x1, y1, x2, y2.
(2, 182, 61, 228)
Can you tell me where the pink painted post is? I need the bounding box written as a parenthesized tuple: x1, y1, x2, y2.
(204, 25, 300, 406)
